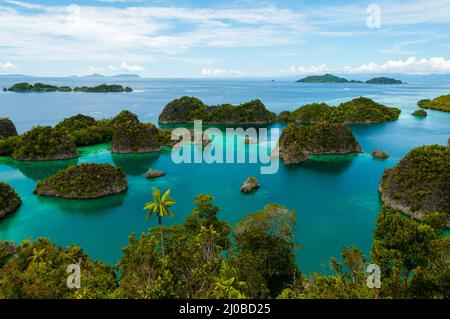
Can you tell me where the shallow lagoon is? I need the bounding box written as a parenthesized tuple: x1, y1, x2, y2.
(0, 78, 449, 274)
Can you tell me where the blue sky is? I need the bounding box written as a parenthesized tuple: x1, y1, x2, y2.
(0, 0, 449, 77)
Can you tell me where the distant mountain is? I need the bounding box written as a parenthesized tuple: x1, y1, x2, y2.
(365, 77, 403, 84)
(296, 74, 402, 84)
(111, 74, 141, 79)
(296, 74, 351, 83)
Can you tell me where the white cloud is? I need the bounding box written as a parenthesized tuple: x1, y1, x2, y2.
(0, 2, 309, 63)
(89, 62, 145, 73)
(0, 61, 17, 71)
(342, 57, 450, 74)
(201, 57, 450, 77)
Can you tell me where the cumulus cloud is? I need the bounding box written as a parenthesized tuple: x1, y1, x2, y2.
(342, 57, 450, 74)
(0, 61, 17, 71)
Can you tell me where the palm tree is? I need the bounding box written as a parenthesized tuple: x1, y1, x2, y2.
(144, 187, 176, 258)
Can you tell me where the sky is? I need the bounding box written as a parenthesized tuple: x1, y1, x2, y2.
(0, 0, 449, 77)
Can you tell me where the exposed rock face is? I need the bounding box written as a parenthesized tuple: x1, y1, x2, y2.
(0, 182, 21, 219)
(279, 123, 362, 155)
(371, 150, 389, 159)
(146, 169, 165, 179)
(112, 122, 162, 154)
(283, 144, 308, 164)
(13, 126, 78, 161)
(412, 109, 427, 117)
(0, 118, 18, 139)
(158, 96, 276, 124)
(34, 163, 127, 199)
(240, 177, 260, 193)
(379, 145, 450, 228)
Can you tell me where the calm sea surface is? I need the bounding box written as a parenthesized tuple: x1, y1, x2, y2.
(0, 77, 449, 274)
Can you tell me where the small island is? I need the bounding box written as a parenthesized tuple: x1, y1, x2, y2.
(282, 97, 400, 124)
(55, 114, 113, 146)
(146, 169, 165, 179)
(371, 150, 389, 159)
(0, 118, 18, 139)
(12, 126, 78, 161)
(112, 111, 166, 154)
(158, 96, 276, 124)
(240, 177, 260, 193)
(412, 109, 427, 117)
(295, 74, 402, 84)
(6, 82, 132, 93)
(418, 94, 450, 112)
(379, 144, 450, 228)
(34, 163, 128, 199)
(0, 182, 21, 219)
(279, 123, 362, 159)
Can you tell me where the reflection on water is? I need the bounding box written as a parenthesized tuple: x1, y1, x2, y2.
(35, 191, 127, 215)
(1, 157, 79, 181)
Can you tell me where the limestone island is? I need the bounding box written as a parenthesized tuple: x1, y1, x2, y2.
(34, 163, 128, 199)
(240, 177, 260, 193)
(0, 182, 21, 219)
(295, 74, 402, 84)
(158, 96, 276, 124)
(371, 150, 389, 159)
(412, 109, 427, 117)
(418, 94, 450, 112)
(55, 114, 113, 146)
(0, 118, 18, 139)
(278, 123, 362, 164)
(281, 97, 400, 124)
(112, 111, 169, 154)
(12, 126, 78, 161)
(379, 144, 450, 228)
(6, 82, 132, 93)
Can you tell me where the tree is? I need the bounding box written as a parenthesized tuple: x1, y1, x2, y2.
(143, 187, 176, 258)
(233, 203, 299, 298)
(371, 207, 450, 298)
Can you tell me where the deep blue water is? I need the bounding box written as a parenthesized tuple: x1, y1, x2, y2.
(0, 77, 449, 274)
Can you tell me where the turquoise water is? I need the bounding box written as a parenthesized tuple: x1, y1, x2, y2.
(0, 77, 449, 274)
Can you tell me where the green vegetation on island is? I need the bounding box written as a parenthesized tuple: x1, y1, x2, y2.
(12, 126, 78, 161)
(279, 123, 362, 160)
(34, 163, 128, 199)
(379, 144, 450, 228)
(6, 82, 132, 93)
(73, 84, 133, 93)
(0, 118, 18, 139)
(282, 97, 400, 124)
(0, 238, 117, 298)
(365, 77, 403, 84)
(55, 114, 113, 146)
(158, 96, 276, 124)
(0, 182, 21, 219)
(295, 74, 403, 84)
(412, 109, 427, 117)
(111, 111, 166, 154)
(418, 94, 450, 112)
(240, 177, 260, 193)
(330, 97, 401, 123)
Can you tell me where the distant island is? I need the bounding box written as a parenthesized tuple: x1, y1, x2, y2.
(158, 96, 276, 124)
(296, 74, 403, 84)
(5, 82, 133, 93)
(417, 93, 450, 112)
